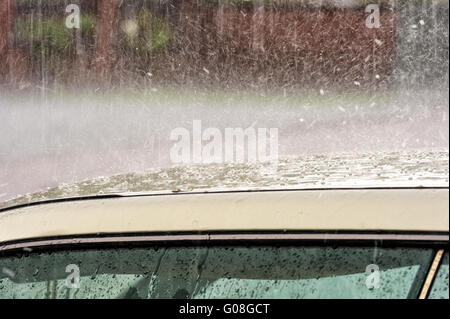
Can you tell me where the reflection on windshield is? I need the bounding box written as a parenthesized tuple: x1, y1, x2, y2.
(0, 0, 448, 204)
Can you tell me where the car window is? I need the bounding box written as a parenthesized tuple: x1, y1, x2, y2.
(0, 245, 433, 299)
(428, 252, 449, 299)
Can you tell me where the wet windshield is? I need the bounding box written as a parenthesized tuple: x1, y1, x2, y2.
(0, 0, 448, 207)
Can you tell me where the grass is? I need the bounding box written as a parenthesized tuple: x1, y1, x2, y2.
(28, 85, 408, 111)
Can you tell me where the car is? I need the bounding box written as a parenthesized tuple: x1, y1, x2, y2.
(0, 186, 448, 299)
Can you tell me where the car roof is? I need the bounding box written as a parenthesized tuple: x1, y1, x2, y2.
(0, 187, 448, 244)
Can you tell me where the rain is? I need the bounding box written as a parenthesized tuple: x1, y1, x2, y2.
(0, 0, 448, 207)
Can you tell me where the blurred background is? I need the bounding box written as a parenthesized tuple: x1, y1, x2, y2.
(0, 0, 448, 91)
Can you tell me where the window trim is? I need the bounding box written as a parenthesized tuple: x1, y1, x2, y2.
(1, 231, 448, 254)
(419, 249, 446, 299)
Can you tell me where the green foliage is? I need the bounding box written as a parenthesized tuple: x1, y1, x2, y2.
(41, 19, 71, 51)
(14, 14, 97, 79)
(130, 8, 172, 53)
(147, 18, 171, 51)
(80, 14, 97, 37)
(16, 17, 70, 52)
(16, 14, 96, 52)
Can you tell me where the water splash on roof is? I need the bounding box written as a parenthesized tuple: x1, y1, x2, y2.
(1, 149, 447, 210)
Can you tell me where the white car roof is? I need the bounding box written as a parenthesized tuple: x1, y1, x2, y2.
(0, 187, 448, 244)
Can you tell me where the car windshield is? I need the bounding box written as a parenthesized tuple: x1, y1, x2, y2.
(0, 245, 437, 299)
(0, 0, 449, 207)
